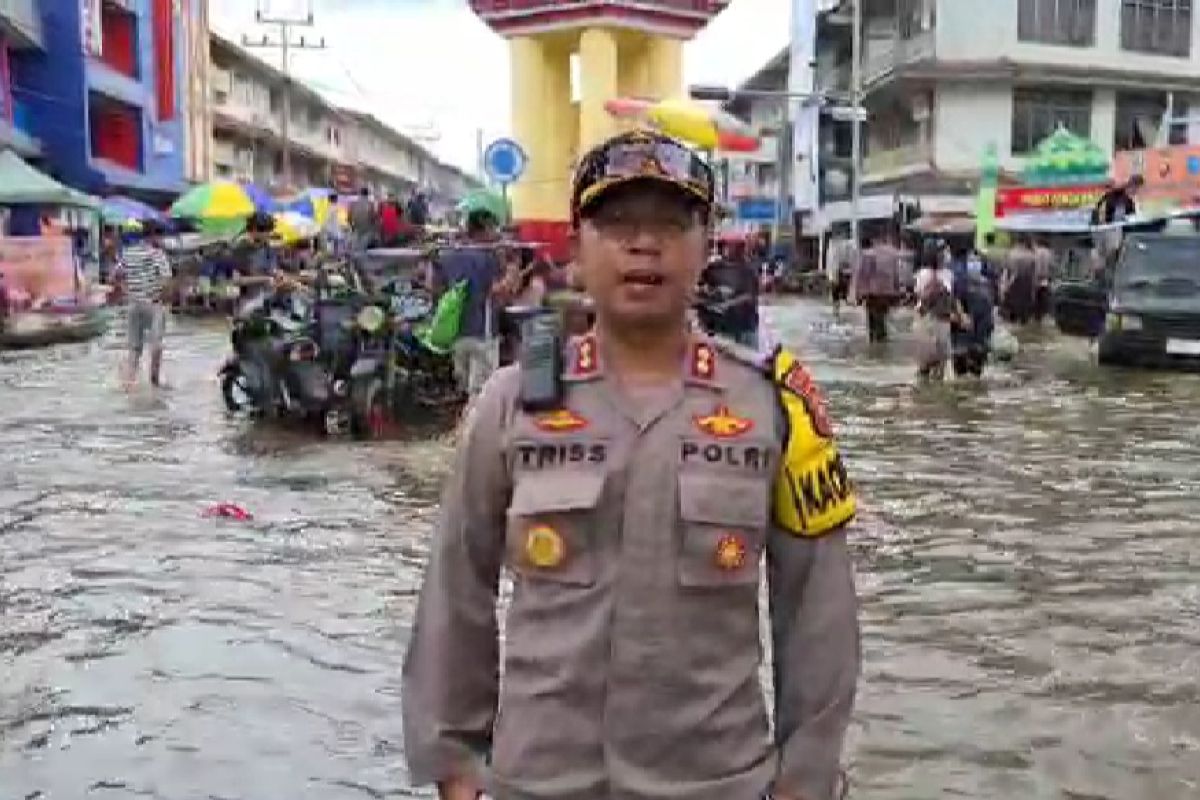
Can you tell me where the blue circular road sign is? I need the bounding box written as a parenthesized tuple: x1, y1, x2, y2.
(484, 138, 528, 184)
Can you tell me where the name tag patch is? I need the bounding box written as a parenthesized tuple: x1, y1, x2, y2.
(515, 440, 608, 470)
(680, 438, 775, 472)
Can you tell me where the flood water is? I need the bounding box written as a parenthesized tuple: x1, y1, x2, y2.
(2, 300, 1198, 800)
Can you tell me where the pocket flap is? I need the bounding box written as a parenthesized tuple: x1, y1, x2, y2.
(509, 471, 606, 515)
(679, 475, 768, 528)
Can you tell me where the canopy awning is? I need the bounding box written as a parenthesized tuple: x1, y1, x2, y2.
(0, 150, 98, 209)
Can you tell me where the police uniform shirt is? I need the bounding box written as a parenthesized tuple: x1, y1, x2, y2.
(403, 334, 860, 800)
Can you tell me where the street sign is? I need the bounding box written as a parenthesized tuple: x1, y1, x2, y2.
(484, 138, 528, 185)
(736, 197, 777, 222)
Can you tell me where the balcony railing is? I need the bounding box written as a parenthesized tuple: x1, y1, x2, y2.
(0, 0, 43, 49)
(863, 139, 931, 178)
(863, 29, 934, 86)
(211, 94, 278, 134)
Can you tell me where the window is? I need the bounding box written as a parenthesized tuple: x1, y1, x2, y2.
(1115, 94, 1191, 147)
(1018, 0, 1096, 46)
(99, 3, 138, 78)
(1012, 88, 1093, 154)
(1121, 0, 1192, 57)
(152, 0, 175, 120)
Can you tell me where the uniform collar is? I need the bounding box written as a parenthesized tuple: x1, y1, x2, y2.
(563, 331, 725, 391)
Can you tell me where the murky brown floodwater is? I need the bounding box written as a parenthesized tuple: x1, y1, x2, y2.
(2, 300, 1198, 800)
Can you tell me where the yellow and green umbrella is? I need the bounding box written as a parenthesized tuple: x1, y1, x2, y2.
(171, 180, 279, 236)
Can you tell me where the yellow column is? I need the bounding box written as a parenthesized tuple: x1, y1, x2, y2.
(510, 36, 549, 220)
(617, 32, 648, 98)
(645, 36, 684, 101)
(542, 42, 574, 222)
(578, 27, 620, 153)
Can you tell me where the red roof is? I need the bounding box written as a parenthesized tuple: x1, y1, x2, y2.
(471, 0, 728, 37)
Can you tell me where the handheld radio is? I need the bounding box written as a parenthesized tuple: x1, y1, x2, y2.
(518, 309, 564, 412)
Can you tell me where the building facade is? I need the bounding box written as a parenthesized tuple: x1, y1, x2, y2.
(721, 6, 855, 240)
(12, 0, 192, 198)
(208, 33, 477, 213)
(734, 0, 1200, 247)
(855, 0, 1200, 228)
(0, 0, 44, 158)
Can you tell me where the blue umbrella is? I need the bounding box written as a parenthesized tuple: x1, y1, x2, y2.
(102, 196, 165, 226)
(239, 182, 280, 215)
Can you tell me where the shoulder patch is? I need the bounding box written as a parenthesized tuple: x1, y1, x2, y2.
(769, 349, 855, 536)
(772, 351, 834, 439)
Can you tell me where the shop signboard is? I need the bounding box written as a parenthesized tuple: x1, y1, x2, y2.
(994, 184, 1107, 232)
(1113, 145, 1200, 215)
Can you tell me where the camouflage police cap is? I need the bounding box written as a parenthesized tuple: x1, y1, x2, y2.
(571, 129, 715, 223)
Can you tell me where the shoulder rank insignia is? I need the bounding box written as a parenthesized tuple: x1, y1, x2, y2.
(534, 408, 589, 433)
(570, 335, 600, 378)
(690, 342, 717, 382)
(780, 361, 834, 439)
(694, 404, 754, 439)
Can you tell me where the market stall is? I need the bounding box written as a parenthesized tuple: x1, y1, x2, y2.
(0, 152, 109, 348)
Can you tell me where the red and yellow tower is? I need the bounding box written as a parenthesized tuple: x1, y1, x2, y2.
(471, 0, 728, 257)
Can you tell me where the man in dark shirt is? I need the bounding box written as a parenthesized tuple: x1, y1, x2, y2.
(697, 240, 760, 346)
(433, 210, 502, 397)
(349, 188, 377, 252)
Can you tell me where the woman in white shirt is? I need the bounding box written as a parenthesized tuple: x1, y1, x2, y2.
(913, 244, 957, 380)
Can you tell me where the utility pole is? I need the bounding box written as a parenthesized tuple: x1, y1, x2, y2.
(243, 1, 326, 190)
(850, 0, 863, 246)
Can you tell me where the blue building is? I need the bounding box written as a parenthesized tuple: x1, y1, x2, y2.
(0, 0, 44, 158)
(9, 0, 190, 200)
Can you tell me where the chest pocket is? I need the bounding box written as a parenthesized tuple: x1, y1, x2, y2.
(507, 472, 605, 587)
(677, 474, 768, 588)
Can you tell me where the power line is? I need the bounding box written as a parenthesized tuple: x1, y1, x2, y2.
(242, 2, 327, 188)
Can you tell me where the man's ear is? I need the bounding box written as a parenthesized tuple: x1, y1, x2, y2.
(568, 224, 581, 263)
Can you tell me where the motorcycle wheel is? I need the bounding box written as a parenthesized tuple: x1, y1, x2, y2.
(350, 378, 389, 440)
(221, 368, 259, 415)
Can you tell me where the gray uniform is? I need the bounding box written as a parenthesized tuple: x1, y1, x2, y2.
(403, 335, 860, 800)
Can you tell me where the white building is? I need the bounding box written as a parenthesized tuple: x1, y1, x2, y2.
(731, 0, 1200, 249)
(853, 0, 1200, 228)
(207, 33, 477, 210)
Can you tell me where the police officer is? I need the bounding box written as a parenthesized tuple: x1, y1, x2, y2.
(403, 130, 860, 800)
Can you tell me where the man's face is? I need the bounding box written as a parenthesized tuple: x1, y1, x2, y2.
(573, 182, 708, 332)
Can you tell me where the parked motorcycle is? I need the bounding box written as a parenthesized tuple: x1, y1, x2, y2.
(219, 291, 331, 423)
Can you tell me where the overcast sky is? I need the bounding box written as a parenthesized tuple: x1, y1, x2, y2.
(210, 0, 790, 174)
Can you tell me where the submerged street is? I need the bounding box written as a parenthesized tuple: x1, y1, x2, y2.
(2, 298, 1198, 800)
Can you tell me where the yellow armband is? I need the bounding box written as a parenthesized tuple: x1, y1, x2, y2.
(771, 349, 856, 536)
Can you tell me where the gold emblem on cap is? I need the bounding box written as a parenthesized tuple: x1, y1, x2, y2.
(525, 525, 566, 569)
